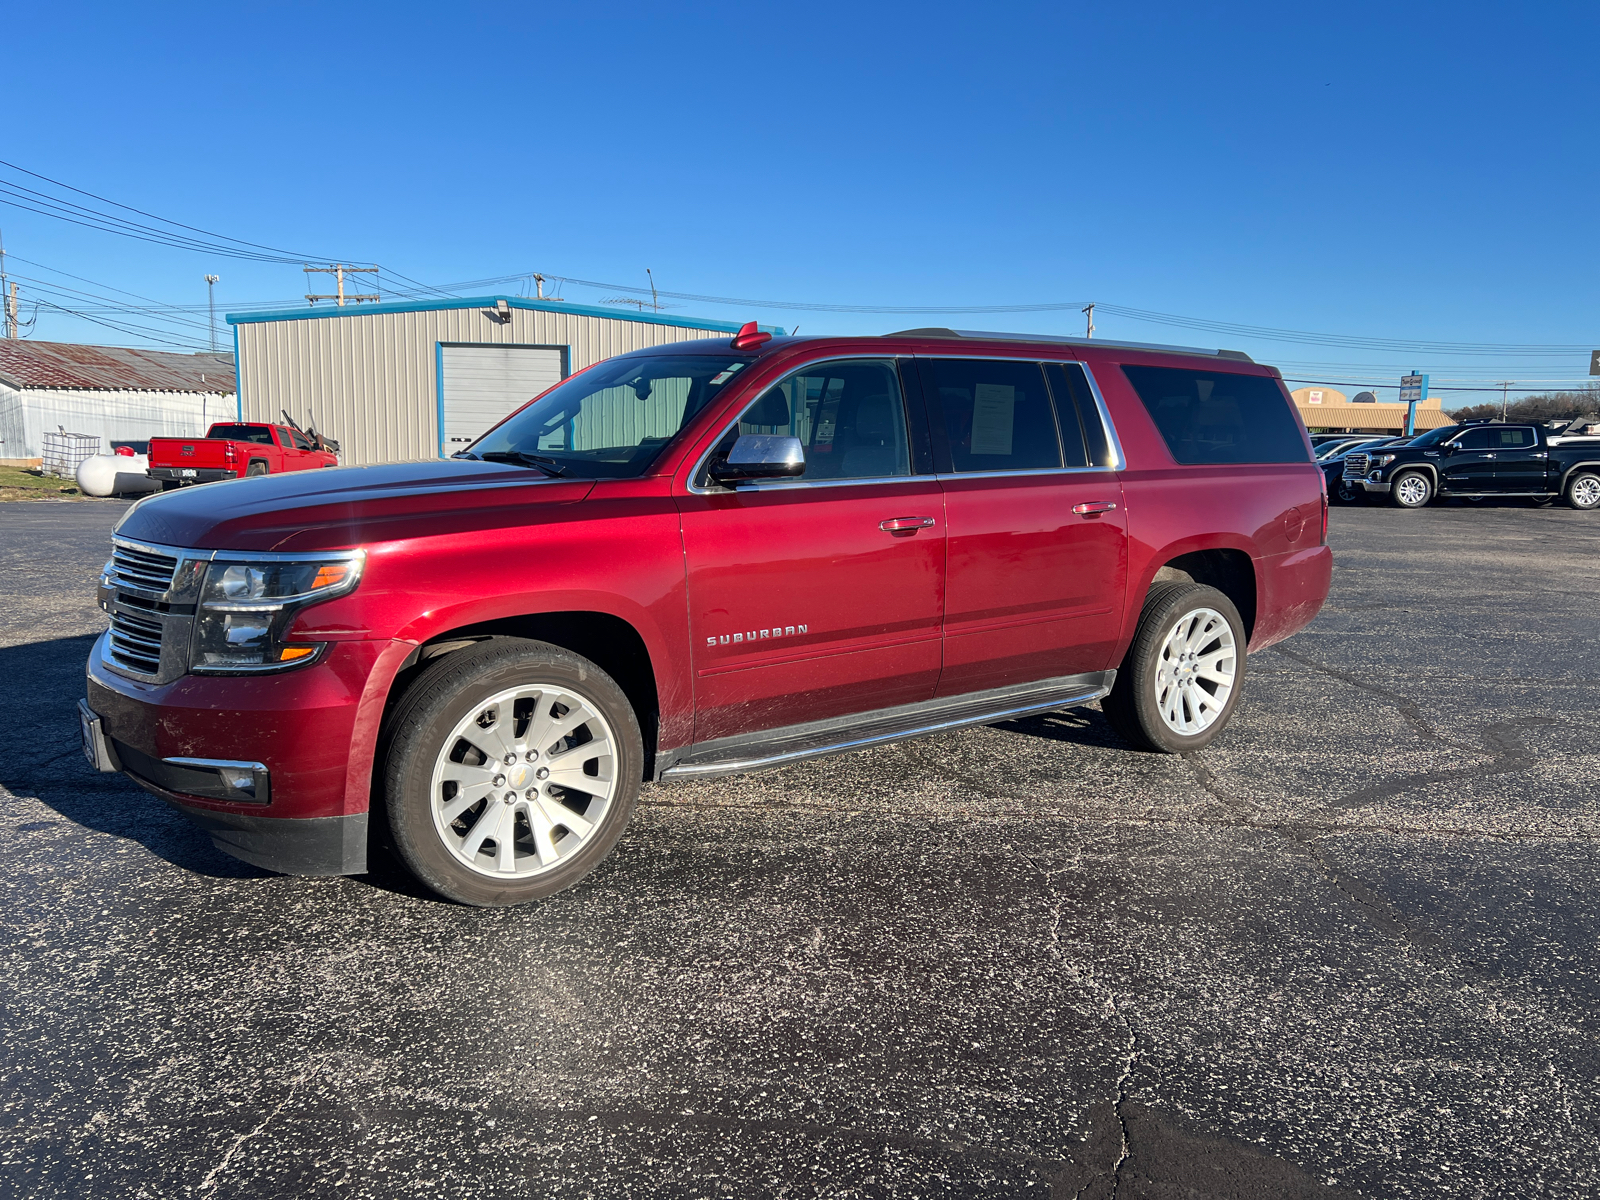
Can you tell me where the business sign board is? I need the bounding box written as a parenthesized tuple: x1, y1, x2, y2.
(1399, 373, 1428, 435)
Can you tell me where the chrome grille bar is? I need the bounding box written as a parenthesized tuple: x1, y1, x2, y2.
(108, 609, 164, 675)
(1343, 454, 1369, 478)
(110, 544, 179, 593)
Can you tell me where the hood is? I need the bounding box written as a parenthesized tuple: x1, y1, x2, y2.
(114, 460, 595, 552)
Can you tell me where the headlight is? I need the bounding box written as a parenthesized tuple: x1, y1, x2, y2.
(1373, 454, 1398, 467)
(191, 552, 364, 672)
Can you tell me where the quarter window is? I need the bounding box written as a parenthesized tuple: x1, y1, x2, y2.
(924, 359, 1063, 472)
(730, 359, 910, 481)
(1121, 366, 1309, 465)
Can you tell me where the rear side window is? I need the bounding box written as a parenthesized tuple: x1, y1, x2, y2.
(1494, 427, 1536, 448)
(924, 359, 1062, 472)
(1121, 366, 1308, 465)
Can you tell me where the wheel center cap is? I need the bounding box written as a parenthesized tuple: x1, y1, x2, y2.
(507, 763, 533, 790)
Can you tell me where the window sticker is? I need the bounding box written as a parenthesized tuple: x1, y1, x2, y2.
(709, 363, 747, 386)
(970, 383, 1016, 456)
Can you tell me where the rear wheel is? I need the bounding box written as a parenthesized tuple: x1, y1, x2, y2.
(246, 460, 268, 477)
(384, 638, 643, 906)
(1102, 583, 1247, 753)
(1391, 470, 1433, 508)
(1565, 472, 1600, 511)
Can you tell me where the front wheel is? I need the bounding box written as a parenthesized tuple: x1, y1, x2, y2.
(384, 638, 643, 906)
(1333, 476, 1365, 505)
(1101, 582, 1247, 753)
(1565, 472, 1600, 511)
(1391, 470, 1433, 508)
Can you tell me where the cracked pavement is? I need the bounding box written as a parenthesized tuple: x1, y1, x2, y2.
(1, 496, 1597, 1198)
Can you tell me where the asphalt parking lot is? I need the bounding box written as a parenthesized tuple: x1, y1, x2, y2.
(1, 496, 1597, 1199)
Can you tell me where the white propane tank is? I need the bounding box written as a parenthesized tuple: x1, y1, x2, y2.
(76, 453, 160, 498)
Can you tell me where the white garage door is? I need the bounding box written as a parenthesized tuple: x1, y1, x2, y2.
(440, 344, 565, 454)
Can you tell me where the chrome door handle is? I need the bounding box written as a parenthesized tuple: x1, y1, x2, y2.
(1482, 453, 1496, 459)
(1072, 501, 1118, 515)
(1532, 452, 1548, 458)
(880, 516, 936, 533)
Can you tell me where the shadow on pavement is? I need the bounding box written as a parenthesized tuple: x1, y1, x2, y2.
(0, 633, 268, 879)
(991, 705, 1130, 749)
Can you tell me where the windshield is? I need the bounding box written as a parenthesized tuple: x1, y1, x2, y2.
(467, 354, 753, 478)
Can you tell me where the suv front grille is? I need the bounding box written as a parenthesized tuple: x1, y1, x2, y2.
(1343, 453, 1369, 477)
(107, 609, 165, 675)
(111, 543, 179, 593)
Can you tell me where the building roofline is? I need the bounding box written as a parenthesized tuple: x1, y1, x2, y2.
(226, 294, 784, 335)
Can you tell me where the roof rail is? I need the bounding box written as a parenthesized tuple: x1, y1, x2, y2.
(887, 327, 1254, 363)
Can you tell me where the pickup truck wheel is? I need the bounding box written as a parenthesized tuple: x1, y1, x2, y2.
(1101, 583, 1246, 754)
(384, 638, 643, 907)
(246, 461, 268, 477)
(1391, 470, 1433, 508)
(1565, 472, 1600, 510)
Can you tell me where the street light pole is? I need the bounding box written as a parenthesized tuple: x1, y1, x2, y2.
(205, 274, 220, 352)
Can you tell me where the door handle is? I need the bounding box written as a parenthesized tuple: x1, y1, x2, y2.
(879, 516, 936, 533)
(1482, 453, 1496, 459)
(1072, 501, 1118, 515)
(1532, 452, 1548, 458)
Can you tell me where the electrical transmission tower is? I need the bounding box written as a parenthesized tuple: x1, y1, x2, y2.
(304, 264, 380, 307)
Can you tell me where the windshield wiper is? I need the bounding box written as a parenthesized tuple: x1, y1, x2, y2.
(477, 450, 570, 477)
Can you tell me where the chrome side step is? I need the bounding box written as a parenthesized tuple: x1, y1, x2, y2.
(658, 670, 1114, 781)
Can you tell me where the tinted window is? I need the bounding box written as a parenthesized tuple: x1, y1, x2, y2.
(289, 429, 313, 451)
(925, 359, 1062, 472)
(472, 354, 752, 479)
(727, 359, 909, 481)
(1494, 427, 1535, 449)
(1041, 364, 1090, 468)
(1456, 428, 1495, 450)
(1121, 366, 1309, 465)
(206, 424, 274, 445)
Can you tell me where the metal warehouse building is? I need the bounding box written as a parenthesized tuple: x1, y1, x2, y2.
(0, 340, 236, 467)
(227, 297, 782, 466)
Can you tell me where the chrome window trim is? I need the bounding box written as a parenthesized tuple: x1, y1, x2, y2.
(735, 473, 940, 494)
(686, 355, 920, 496)
(933, 465, 1119, 482)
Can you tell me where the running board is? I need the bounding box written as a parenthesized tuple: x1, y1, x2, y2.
(657, 670, 1114, 781)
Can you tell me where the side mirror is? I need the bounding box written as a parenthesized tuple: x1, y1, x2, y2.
(709, 434, 806, 485)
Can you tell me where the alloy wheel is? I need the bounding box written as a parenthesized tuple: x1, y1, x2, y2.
(1153, 607, 1237, 736)
(429, 684, 618, 879)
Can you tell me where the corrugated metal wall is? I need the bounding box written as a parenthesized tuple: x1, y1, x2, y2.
(0, 382, 233, 460)
(234, 304, 743, 466)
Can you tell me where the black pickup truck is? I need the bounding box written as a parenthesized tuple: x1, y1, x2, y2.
(1347, 418, 1600, 509)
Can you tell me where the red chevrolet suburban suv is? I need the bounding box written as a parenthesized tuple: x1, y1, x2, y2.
(82, 327, 1331, 906)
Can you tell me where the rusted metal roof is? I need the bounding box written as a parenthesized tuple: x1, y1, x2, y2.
(0, 340, 235, 393)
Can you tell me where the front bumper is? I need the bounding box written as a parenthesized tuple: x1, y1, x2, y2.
(85, 632, 394, 875)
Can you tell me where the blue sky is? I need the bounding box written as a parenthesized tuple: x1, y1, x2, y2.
(3, 1, 1597, 403)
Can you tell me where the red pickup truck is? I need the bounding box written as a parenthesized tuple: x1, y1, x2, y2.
(82, 327, 1331, 906)
(147, 421, 338, 489)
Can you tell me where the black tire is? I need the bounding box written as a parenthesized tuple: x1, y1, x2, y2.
(1390, 469, 1433, 508)
(1564, 471, 1600, 511)
(159, 480, 181, 492)
(1333, 476, 1365, 505)
(384, 638, 643, 907)
(1101, 582, 1248, 754)
(246, 460, 269, 477)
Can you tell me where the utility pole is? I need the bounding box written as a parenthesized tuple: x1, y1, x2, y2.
(1082, 303, 1095, 339)
(646, 268, 659, 312)
(205, 275, 220, 352)
(0, 229, 15, 339)
(1500, 381, 1513, 421)
(304, 264, 380, 307)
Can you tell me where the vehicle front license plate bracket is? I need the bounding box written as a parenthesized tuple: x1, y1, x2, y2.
(78, 699, 121, 773)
